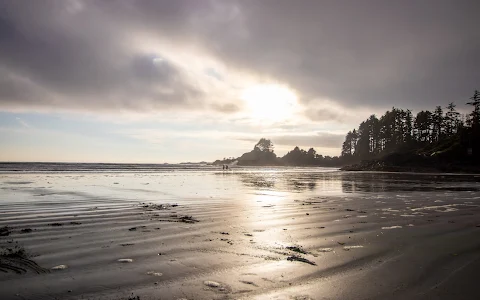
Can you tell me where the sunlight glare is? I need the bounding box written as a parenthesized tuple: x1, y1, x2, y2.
(241, 84, 298, 121)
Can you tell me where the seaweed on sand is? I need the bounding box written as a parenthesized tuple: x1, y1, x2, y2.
(141, 203, 199, 223)
(141, 203, 178, 210)
(0, 244, 48, 274)
(0, 226, 11, 236)
(287, 255, 316, 266)
(286, 245, 308, 254)
(179, 215, 199, 223)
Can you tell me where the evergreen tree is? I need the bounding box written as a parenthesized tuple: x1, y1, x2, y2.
(444, 102, 461, 136)
(351, 129, 358, 155)
(414, 111, 432, 143)
(341, 131, 353, 157)
(431, 106, 444, 142)
(466, 90, 480, 129)
(307, 148, 317, 165)
(355, 121, 371, 159)
(367, 115, 380, 154)
(254, 138, 274, 152)
(404, 109, 414, 143)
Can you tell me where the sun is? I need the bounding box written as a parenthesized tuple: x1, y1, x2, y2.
(241, 84, 298, 121)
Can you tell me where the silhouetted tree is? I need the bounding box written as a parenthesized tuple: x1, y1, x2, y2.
(355, 121, 370, 159)
(351, 129, 358, 155)
(341, 131, 353, 157)
(466, 90, 480, 129)
(403, 109, 414, 143)
(466, 90, 480, 158)
(431, 106, 444, 142)
(444, 102, 461, 136)
(254, 138, 274, 152)
(367, 115, 380, 154)
(307, 148, 317, 165)
(379, 109, 397, 152)
(414, 111, 432, 143)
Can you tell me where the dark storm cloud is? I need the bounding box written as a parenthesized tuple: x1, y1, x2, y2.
(0, 1, 207, 112)
(0, 0, 479, 114)
(206, 0, 480, 110)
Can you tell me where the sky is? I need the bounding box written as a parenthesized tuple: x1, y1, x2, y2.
(0, 0, 479, 163)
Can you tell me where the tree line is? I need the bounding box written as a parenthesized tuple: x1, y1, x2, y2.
(341, 90, 480, 162)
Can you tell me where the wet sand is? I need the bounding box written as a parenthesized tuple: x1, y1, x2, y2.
(1, 170, 480, 300)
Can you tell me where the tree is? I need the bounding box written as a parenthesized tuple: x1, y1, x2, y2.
(466, 90, 480, 129)
(351, 129, 358, 155)
(444, 102, 461, 136)
(254, 138, 274, 152)
(341, 131, 353, 157)
(379, 109, 396, 152)
(431, 106, 444, 142)
(307, 148, 317, 165)
(404, 109, 414, 143)
(414, 111, 432, 143)
(367, 115, 380, 154)
(355, 121, 370, 159)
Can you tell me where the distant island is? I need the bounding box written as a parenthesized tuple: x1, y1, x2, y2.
(215, 90, 480, 173)
(213, 138, 342, 167)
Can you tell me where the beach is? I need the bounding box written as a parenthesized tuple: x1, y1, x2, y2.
(1, 166, 480, 300)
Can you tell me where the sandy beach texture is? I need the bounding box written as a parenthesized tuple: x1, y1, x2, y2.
(1, 169, 480, 300)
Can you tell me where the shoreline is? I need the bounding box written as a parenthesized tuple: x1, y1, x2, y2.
(341, 166, 480, 174)
(340, 160, 480, 174)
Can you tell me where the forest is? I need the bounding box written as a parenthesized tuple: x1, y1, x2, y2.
(340, 89, 480, 171)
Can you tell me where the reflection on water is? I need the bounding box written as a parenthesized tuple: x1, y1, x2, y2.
(238, 173, 277, 189)
(220, 170, 480, 194)
(339, 172, 480, 193)
(2, 169, 480, 207)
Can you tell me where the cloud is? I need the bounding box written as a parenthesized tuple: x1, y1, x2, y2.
(15, 117, 30, 128)
(210, 102, 241, 113)
(234, 132, 344, 150)
(273, 132, 344, 149)
(0, 0, 479, 120)
(0, 1, 241, 114)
